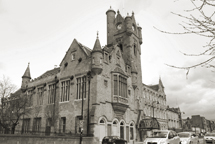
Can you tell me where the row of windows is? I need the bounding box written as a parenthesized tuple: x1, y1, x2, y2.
(144, 107, 166, 119)
(22, 117, 67, 134)
(27, 73, 128, 106)
(142, 91, 166, 105)
(99, 118, 135, 141)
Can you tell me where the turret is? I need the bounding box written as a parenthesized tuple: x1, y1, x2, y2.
(106, 6, 116, 46)
(125, 13, 132, 36)
(21, 63, 31, 90)
(91, 32, 103, 75)
(137, 24, 142, 45)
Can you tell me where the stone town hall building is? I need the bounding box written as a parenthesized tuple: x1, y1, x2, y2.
(10, 7, 170, 143)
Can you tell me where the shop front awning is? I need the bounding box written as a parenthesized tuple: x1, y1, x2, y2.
(139, 118, 160, 130)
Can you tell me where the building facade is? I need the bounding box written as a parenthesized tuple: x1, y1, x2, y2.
(166, 107, 182, 132)
(3, 7, 181, 144)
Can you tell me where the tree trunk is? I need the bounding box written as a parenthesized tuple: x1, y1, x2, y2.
(11, 124, 16, 134)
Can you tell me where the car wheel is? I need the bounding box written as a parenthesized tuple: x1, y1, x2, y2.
(179, 142, 181, 144)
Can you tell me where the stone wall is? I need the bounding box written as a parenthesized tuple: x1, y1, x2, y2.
(0, 135, 99, 144)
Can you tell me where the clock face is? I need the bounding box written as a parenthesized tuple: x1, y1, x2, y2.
(117, 24, 122, 30)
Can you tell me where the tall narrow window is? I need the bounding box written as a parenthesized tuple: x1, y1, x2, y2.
(130, 123, 134, 140)
(112, 120, 118, 136)
(76, 76, 86, 99)
(118, 44, 123, 52)
(48, 84, 55, 104)
(59, 117, 66, 133)
(120, 122, 124, 139)
(33, 118, 41, 134)
(38, 87, 44, 105)
(61, 80, 70, 102)
(71, 53, 75, 60)
(134, 44, 137, 56)
(27, 90, 33, 107)
(104, 53, 109, 63)
(22, 118, 30, 134)
(113, 74, 127, 97)
(114, 75, 118, 95)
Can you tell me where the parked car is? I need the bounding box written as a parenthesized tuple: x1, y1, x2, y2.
(204, 133, 215, 143)
(102, 136, 127, 144)
(177, 132, 199, 144)
(143, 130, 180, 144)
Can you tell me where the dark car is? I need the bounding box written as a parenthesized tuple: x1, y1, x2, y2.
(102, 136, 127, 144)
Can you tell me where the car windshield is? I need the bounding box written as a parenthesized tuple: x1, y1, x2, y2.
(178, 133, 191, 138)
(149, 131, 168, 138)
(205, 133, 215, 136)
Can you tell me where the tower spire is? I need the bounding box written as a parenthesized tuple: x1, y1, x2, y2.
(93, 31, 102, 52)
(22, 63, 31, 79)
(21, 63, 31, 90)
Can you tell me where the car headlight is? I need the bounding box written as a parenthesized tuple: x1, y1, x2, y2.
(160, 142, 166, 144)
(143, 141, 147, 144)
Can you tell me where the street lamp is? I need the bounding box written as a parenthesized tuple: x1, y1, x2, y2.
(152, 101, 159, 119)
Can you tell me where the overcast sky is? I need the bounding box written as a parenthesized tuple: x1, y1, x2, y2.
(0, 0, 214, 120)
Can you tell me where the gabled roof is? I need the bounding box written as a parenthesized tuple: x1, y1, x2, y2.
(35, 67, 60, 80)
(60, 39, 92, 66)
(77, 41, 92, 56)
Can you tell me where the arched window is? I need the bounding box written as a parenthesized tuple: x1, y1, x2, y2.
(130, 123, 134, 140)
(112, 120, 118, 136)
(100, 119, 105, 124)
(99, 118, 107, 142)
(120, 121, 125, 139)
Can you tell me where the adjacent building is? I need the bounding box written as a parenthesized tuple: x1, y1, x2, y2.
(166, 107, 182, 132)
(182, 115, 215, 134)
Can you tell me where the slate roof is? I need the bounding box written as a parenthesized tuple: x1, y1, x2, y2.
(22, 64, 31, 79)
(35, 68, 60, 80)
(92, 37, 102, 52)
(11, 88, 22, 97)
(77, 41, 92, 56)
(148, 84, 159, 91)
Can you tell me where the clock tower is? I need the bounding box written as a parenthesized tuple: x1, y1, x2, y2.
(106, 8, 143, 90)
